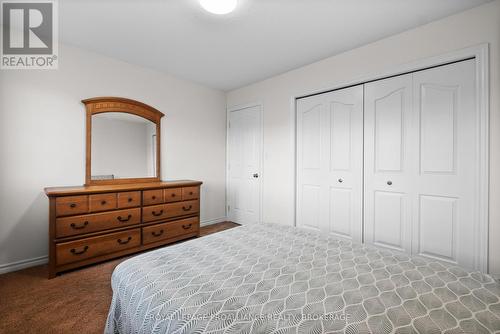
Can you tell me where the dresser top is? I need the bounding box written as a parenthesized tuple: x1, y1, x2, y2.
(45, 180, 202, 197)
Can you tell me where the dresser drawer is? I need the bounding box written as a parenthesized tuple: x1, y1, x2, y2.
(89, 193, 117, 213)
(142, 217, 199, 245)
(164, 200, 199, 218)
(142, 200, 199, 223)
(56, 196, 89, 217)
(55, 208, 141, 238)
(56, 229, 140, 266)
(143, 189, 163, 206)
(164, 188, 182, 203)
(142, 204, 169, 223)
(182, 187, 199, 200)
(117, 191, 141, 209)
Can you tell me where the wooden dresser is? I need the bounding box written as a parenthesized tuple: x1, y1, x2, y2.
(45, 180, 202, 278)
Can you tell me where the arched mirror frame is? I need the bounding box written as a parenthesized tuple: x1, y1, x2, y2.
(82, 97, 165, 186)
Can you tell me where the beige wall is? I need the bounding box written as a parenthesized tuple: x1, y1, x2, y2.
(226, 0, 500, 276)
(0, 45, 227, 272)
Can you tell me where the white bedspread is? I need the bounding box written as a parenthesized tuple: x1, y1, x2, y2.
(105, 223, 500, 333)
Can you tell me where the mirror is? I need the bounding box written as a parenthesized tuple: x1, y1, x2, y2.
(91, 113, 157, 180)
(83, 97, 164, 185)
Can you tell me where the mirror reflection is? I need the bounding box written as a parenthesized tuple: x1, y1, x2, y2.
(91, 112, 157, 180)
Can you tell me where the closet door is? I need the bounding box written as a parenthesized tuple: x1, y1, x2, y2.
(412, 59, 477, 268)
(364, 74, 414, 253)
(296, 94, 324, 232)
(296, 85, 363, 242)
(364, 59, 478, 269)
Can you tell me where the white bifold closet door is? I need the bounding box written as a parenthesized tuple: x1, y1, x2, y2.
(364, 59, 477, 269)
(296, 85, 363, 242)
(363, 74, 414, 253)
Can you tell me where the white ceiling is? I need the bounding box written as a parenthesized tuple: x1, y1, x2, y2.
(60, 0, 492, 91)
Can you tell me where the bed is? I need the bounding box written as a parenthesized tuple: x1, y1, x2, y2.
(105, 223, 500, 333)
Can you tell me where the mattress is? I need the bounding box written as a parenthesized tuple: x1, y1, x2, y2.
(105, 223, 500, 334)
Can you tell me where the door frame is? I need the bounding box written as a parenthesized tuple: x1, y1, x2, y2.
(292, 43, 489, 272)
(226, 102, 264, 224)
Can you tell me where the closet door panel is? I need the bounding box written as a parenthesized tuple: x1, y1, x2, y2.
(330, 102, 353, 171)
(364, 74, 413, 253)
(296, 96, 325, 232)
(301, 185, 321, 230)
(301, 104, 322, 170)
(329, 188, 352, 237)
(374, 89, 405, 172)
(373, 191, 406, 249)
(324, 86, 363, 241)
(419, 85, 457, 173)
(297, 85, 363, 241)
(412, 59, 476, 268)
(419, 195, 457, 261)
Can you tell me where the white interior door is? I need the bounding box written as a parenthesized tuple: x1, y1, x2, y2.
(227, 105, 262, 224)
(411, 59, 477, 269)
(364, 74, 414, 253)
(296, 85, 363, 242)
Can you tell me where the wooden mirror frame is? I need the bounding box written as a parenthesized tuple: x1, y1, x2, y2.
(82, 97, 165, 186)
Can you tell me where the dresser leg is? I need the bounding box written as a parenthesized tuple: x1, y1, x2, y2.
(48, 269, 56, 279)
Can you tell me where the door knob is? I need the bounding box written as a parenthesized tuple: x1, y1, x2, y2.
(387, 181, 393, 185)
(253, 173, 259, 178)
(338, 178, 343, 183)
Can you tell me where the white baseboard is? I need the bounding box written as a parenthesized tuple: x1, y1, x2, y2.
(201, 216, 228, 227)
(0, 255, 48, 275)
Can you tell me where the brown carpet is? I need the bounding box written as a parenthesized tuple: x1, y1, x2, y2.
(0, 222, 240, 334)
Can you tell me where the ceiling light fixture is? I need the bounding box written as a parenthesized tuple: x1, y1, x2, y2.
(199, 0, 237, 15)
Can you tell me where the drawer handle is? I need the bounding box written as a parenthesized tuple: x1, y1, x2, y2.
(152, 229, 164, 237)
(171, 193, 176, 197)
(182, 223, 192, 230)
(70, 246, 89, 255)
(152, 196, 157, 200)
(128, 198, 133, 203)
(152, 210, 164, 217)
(70, 203, 77, 208)
(117, 215, 132, 222)
(101, 200, 107, 205)
(70, 221, 89, 230)
(189, 192, 194, 195)
(117, 237, 132, 245)
(182, 205, 192, 212)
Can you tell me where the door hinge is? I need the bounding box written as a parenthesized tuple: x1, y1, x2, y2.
(227, 205, 230, 211)
(228, 121, 231, 128)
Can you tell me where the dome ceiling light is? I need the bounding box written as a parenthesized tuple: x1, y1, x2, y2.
(199, 0, 238, 15)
